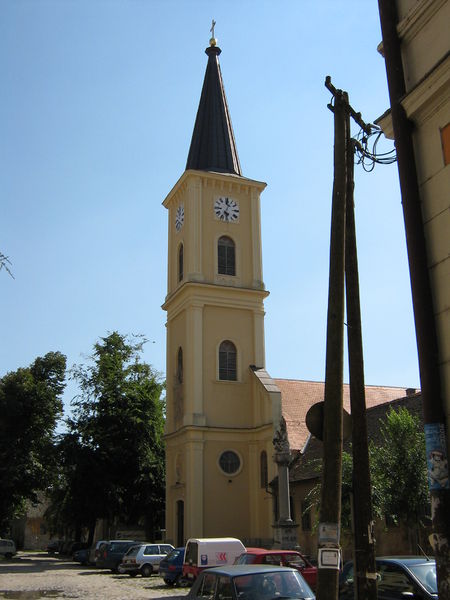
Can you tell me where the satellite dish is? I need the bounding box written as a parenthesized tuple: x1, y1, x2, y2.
(305, 401, 352, 441)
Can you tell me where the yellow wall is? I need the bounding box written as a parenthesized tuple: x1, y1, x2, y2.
(163, 170, 277, 545)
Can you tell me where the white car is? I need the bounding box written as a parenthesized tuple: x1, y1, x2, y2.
(120, 543, 174, 577)
(0, 539, 17, 558)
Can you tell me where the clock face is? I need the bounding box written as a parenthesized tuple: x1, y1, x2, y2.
(214, 197, 239, 222)
(175, 204, 184, 232)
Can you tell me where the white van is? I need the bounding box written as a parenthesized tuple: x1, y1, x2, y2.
(0, 539, 17, 558)
(182, 537, 246, 581)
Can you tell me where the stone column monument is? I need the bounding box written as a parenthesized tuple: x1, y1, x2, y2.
(272, 417, 298, 549)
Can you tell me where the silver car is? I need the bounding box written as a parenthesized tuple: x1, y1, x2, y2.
(120, 543, 175, 577)
(0, 539, 16, 559)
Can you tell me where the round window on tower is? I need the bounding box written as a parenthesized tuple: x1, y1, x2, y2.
(218, 450, 242, 476)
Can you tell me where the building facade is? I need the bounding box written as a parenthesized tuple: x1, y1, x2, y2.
(162, 38, 281, 547)
(377, 0, 450, 456)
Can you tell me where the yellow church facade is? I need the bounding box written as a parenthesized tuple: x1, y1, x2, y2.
(162, 40, 282, 546)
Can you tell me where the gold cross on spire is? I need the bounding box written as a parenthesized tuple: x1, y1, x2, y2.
(209, 19, 217, 46)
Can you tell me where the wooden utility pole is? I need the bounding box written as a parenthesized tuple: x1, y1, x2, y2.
(316, 89, 347, 600)
(345, 134, 377, 599)
(317, 77, 378, 600)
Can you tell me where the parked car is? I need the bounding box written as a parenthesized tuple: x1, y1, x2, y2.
(158, 547, 187, 586)
(339, 556, 437, 600)
(183, 537, 246, 582)
(234, 547, 317, 590)
(70, 541, 89, 553)
(47, 540, 63, 554)
(0, 539, 17, 559)
(119, 542, 175, 577)
(59, 540, 75, 555)
(95, 540, 137, 573)
(73, 547, 90, 565)
(187, 564, 315, 599)
(89, 539, 107, 565)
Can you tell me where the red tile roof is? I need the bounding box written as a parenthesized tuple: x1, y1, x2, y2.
(274, 378, 416, 451)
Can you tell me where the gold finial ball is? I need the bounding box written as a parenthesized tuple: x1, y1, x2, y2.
(209, 37, 217, 47)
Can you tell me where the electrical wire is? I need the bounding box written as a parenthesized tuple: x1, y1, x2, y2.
(353, 125, 397, 172)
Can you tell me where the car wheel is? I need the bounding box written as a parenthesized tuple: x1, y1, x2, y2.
(177, 576, 190, 587)
(5, 553, 12, 559)
(164, 578, 174, 586)
(141, 564, 153, 577)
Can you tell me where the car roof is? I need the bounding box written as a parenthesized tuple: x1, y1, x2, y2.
(243, 548, 301, 556)
(198, 564, 298, 577)
(376, 556, 435, 566)
(186, 537, 243, 544)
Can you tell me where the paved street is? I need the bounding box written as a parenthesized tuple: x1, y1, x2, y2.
(0, 552, 189, 599)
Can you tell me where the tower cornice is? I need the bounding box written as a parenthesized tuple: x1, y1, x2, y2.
(162, 280, 269, 316)
(162, 169, 266, 209)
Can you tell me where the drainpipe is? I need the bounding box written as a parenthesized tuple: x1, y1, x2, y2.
(378, 0, 450, 595)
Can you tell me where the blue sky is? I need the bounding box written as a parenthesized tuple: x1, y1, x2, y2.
(0, 0, 420, 417)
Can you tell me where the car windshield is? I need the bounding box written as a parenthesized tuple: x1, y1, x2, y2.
(235, 553, 256, 564)
(110, 542, 132, 552)
(234, 570, 313, 598)
(408, 563, 437, 594)
(166, 549, 182, 561)
(124, 545, 143, 557)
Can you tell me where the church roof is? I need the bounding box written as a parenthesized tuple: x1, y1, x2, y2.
(186, 42, 242, 176)
(275, 378, 417, 452)
(288, 391, 423, 483)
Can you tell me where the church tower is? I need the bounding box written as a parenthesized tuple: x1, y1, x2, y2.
(162, 34, 280, 547)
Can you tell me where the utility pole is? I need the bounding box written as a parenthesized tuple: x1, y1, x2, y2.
(316, 88, 347, 600)
(317, 77, 379, 600)
(344, 123, 377, 600)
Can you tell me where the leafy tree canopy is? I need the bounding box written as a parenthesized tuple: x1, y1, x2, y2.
(304, 405, 429, 534)
(47, 332, 165, 541)
(0, 352, 66, 533)
(370, 406, 429, 526)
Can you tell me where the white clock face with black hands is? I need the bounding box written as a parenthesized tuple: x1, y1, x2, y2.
(214, 197, 239, 222)
(175, 204, 184, 232)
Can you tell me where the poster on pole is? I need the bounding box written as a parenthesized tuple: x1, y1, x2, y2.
(424, 422, 449, 490)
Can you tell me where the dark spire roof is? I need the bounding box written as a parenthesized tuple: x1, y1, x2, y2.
(186, 43, 242, 176)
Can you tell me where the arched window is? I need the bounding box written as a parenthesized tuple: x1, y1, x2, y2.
(219, 340, 237, 381)
(178, 243, 184, 282)
(260, 451, 268, 488)
(218, 236, 235, 276)
(177, 347, 183, 384)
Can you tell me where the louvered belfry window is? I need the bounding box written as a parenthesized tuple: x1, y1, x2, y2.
(177, 347, 183, 384)
(218, 236, 235, 276)
(178, 243, 184, 282)
(219, 340, 237, 381)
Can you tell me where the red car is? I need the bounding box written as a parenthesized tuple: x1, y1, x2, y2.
(234, 548, 317, 590)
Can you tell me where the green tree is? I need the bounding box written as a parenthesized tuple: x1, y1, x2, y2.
(370, 406, 429, 528)
(0, 352, 66, 533)
(304, 405, 429, 548)
(50, 332, 165, 541)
